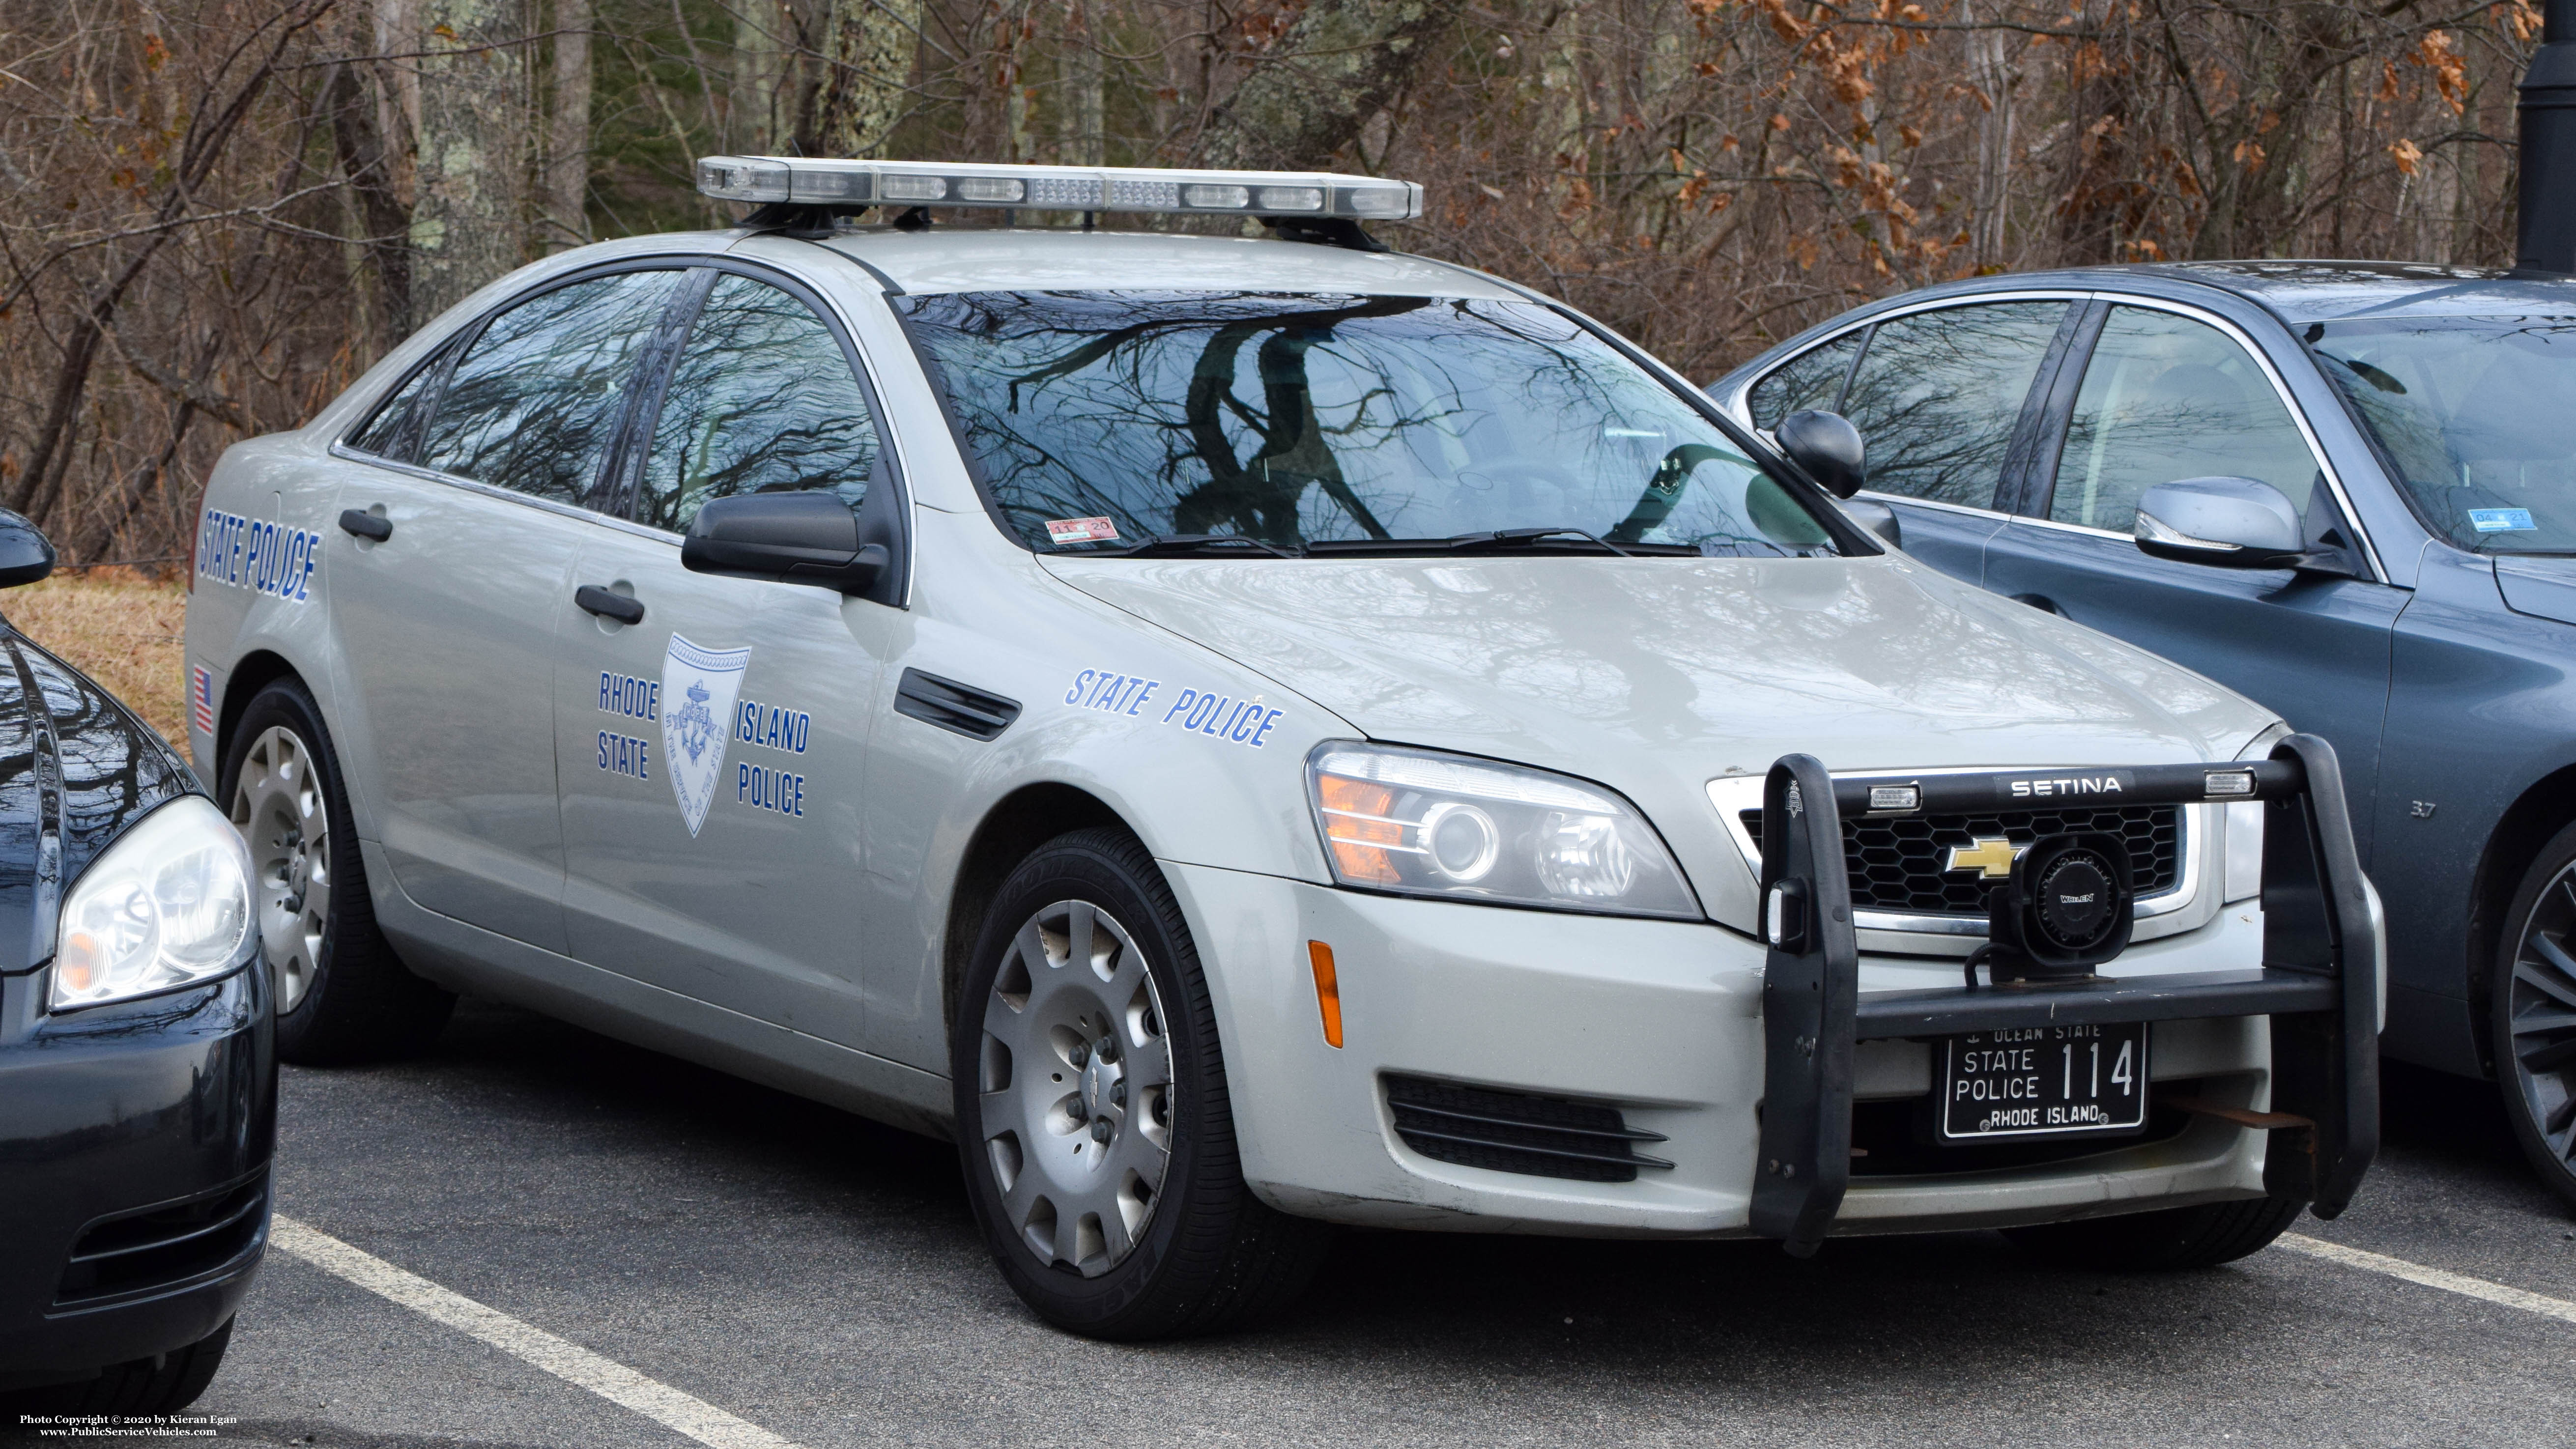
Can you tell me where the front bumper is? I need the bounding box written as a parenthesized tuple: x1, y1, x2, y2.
(1167, 737, 2376, 1247)
(0, 955, 275, 1383)
(1170, 864, 2275, 1239)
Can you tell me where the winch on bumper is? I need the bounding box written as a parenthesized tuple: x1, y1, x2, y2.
(1172, 735, 2376, 1246)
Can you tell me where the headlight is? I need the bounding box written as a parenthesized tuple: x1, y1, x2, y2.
(49, 796, 254, 1011)
(1306, 743, 1700, 918)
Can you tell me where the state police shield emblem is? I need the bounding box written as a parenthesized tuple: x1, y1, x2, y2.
(661, 634, 750, 837)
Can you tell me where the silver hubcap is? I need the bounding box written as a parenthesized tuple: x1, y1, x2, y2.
(230, 725, 330, 1015)
(977, 900, 1174, 1277)
(2509, 863, 2576, 1175)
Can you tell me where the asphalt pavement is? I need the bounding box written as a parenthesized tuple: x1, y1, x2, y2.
(61, 998, 2576, 1447)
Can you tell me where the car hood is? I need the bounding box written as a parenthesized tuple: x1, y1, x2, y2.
(0, 631, 199, 973)
(1045, 552, 2277, 924)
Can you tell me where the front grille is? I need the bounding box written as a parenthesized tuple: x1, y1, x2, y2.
(56, 1176, 267, 1306)
(1740, 804, 2181, 916)
(1384, 1074, 1672, 1183)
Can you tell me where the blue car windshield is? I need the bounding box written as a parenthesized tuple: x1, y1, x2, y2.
(2312, 315, 2576, 553)
(894, 289, 1838, 557)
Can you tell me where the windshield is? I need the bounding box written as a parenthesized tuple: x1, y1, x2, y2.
(2310, 314, 2576, 553)
(894, 289, 1839, 557)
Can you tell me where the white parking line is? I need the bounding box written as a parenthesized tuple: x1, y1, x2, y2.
(270, 1215, 806, 1449)
(2277, 1232, 2576, 1327)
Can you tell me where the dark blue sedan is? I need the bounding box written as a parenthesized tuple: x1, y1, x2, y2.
(1712, 262, 2576, 1206)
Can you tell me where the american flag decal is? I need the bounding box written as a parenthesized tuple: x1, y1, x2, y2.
(190, 665, 215, 737)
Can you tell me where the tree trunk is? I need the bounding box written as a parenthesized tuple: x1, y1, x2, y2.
(410, 0, 528, 325)
(543, 0, 592, 250)
(731, 0, 795, 152)
(1196, 0, 1455, 172)
(326, 59, 413, 336)
(1058, 0, 1104, 166)
(808, 0, 923, 158)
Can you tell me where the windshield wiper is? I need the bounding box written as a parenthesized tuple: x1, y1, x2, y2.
(1084, 533, 1305, 559)
(1309, 527, 1660, 558)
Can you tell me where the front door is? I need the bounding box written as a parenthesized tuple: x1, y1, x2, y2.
(1978, 302, 2402, 852)
(328, 266, 689, 951)
(552, 268, 900, 1043)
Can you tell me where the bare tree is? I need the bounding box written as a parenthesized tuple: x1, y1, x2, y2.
(1197, 0, 1458, 170)
(811, 0, 924, 156)
(410, 0, 528, 321)
(543, 0, 594, 249)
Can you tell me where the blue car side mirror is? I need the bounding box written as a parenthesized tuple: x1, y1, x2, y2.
(2134, 476, 2308, 569)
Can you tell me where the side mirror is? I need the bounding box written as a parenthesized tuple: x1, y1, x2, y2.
(1841, 497, 1902, 550)
(1774, 410, 1866, 499)
(2134, 476, 2306, 568)
(0, 511, 56, 589)
(682, 492, 887, 594)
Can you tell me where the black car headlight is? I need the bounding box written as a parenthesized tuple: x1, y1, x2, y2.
(49, 796, 255, 1011)
(1306, 742, 1700, 918)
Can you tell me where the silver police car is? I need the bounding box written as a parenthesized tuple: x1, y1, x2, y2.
(183, 158, 2381, 1338)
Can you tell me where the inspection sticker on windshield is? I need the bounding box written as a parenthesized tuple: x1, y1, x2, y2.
(1046, 516, 1120, 544)
(2469, 508, 2536, 533)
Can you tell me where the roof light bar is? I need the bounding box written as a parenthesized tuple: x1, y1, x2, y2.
(694, 156, 1424, 222)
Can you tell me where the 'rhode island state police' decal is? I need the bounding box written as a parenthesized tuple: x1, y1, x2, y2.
(661, 634, 750, 837)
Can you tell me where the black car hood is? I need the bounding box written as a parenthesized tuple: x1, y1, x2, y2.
(0, 629, 197, 973)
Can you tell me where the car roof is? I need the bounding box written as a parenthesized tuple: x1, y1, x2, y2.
(1894, 259, 2576, 324)
(808, 226, 1524, 300)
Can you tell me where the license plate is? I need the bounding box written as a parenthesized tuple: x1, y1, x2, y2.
(1940, 1023, 2148, 1142)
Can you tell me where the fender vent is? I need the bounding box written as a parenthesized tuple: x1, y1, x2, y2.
(1384, 1074, 1671, 1183)
(57, 1175, 267, 1306)
(894, 668, 1021, 740)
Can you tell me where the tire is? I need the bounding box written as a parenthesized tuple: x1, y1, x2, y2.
(220, 679, 452, 1065)
(2491, 819, 2576, 1210)
(0, 1316, 232, 1418)
(951, 827, 1329, 1338)
(2003, 1194, 2304, 1270)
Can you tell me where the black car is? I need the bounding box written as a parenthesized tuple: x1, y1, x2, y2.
(0, 511, 271, 1419)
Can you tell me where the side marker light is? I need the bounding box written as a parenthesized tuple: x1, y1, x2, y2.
(1308, 940, 1344, 1049)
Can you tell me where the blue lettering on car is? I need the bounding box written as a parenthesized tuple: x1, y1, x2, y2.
(735, 698, 810, 754)
(598, 730, 651, 779)
(736, 761, 805, 816)
(198, 507, 318, 602)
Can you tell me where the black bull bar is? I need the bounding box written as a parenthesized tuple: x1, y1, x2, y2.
(1751, 734, 2379, 1256)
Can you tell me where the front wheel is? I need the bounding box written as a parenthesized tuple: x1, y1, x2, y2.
(2492, 820, 2576, 1209)
(2003, 1195, 2304, 1270)
(221, 680, 452, 1065)
(951, 828, 1328, 1338)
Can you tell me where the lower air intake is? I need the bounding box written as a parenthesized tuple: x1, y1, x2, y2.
(1384, 1074, 1671, 1183)
(57, 1175, 267, 1306)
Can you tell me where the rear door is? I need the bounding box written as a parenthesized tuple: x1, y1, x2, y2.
(550, 265, 903, 1044)
(1978, 300, 2403, 853)
(1745, 299, 2076, 584)
(328, 266, 689, 951)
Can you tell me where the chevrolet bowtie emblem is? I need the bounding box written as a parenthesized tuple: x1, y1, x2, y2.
(1946, 836, 2027, 879)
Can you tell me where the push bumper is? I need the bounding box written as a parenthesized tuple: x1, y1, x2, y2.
(0, 954, 275, 1384)
(1168, 735, 2374, 1245)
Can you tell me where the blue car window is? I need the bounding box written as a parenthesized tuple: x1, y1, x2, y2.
(2311, 315, 2576, 554)
(1835, 301, 2066, 509)
(1747, 330, 1862, 431)
(2051, 307, 2319, 532)
(637, 273, 883, 534)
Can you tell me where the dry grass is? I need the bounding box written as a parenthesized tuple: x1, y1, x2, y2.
(3, 568, 191, 751)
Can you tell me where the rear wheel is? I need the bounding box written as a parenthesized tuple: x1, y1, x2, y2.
(951, 827, 1328, 1338)
(222, 680, 451, 1064)
(0, 1316, 232, 1418)
(2004, 1194, 2304, 1270)
(2492, 821, 2576, 1209)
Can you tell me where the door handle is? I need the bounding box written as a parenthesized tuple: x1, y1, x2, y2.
(2010, 593, 2061, 616)
(574, 585, 645, 625)
(338, 510, 392, 541)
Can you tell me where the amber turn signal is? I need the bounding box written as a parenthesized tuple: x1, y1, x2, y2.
(1307, 940, 1344, 1049)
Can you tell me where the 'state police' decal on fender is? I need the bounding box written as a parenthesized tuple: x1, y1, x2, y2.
(198, 508, 318, 602)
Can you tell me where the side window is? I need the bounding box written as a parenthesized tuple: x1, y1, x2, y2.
(1747, 330, 1862, 431)
(1836, 301, 2068, 508)
(2050, 307, 2320, 532)
(416, 269, 684, 507)
(345, 356, 445, 462)
(637, 274, 883, 535)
